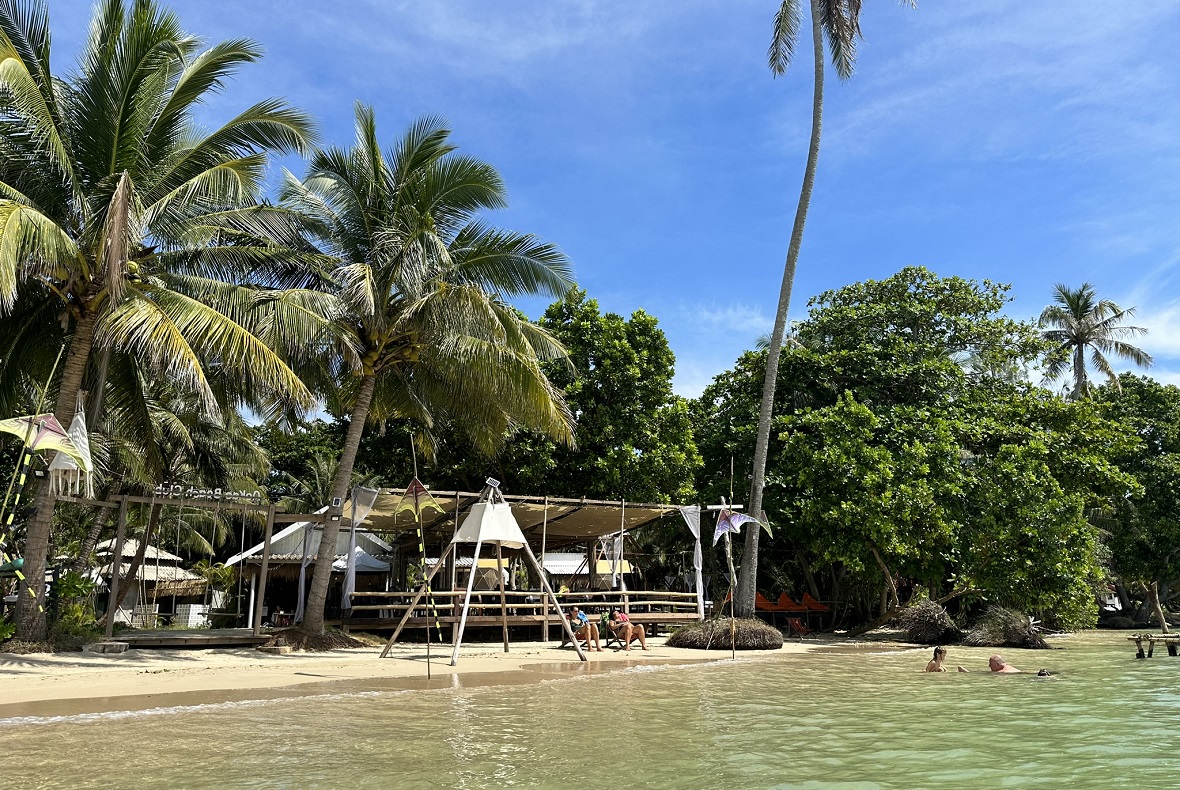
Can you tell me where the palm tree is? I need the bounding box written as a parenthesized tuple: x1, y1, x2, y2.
(737, 0, 913, 618)
(1039, 283, 1152, 398)
(0, 0, 320, 638)
(282, 107, 577, 633)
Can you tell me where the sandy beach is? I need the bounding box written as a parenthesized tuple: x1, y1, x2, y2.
(0, 636, 822, 719)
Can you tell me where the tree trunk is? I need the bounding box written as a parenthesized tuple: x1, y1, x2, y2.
(301, 373, 377, 634)
(796, 545, 821, 601)
(870, 545, 900, 608)
(1073, 343, 1086, 399)
(1148, 581, 1169, 635)
(1114, 577, 1134, 613)
(15, 309, 99, 640)
(71, 508, 111, 574)
(736, 0, 825, 617)
(97, 503, 160, 626)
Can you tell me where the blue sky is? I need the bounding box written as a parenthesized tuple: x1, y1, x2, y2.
(50, 1, 1180, 395)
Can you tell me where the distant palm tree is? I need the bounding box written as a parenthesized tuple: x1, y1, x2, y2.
(0, 0, 319, 639)
(738, 0, 914, 618)
(1039, 283, 1152, 399)
(283, 107, 577, 633)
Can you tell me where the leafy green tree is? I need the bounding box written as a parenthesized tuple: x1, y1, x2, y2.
(1097, 375, 1180, 613)
(1039, 283, 1152, 398)
(698, 268, 1132, 627)
(0, 0, 319, 639)
(741, 0, 915, 617)
(499, 290, 700, 503)
(284, 108, 576, 633)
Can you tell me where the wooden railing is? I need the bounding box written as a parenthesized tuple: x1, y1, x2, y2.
(344, 589, 701, 634)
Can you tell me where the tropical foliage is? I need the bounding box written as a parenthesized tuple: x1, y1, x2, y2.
(1039, 282, 1152, 398)
(0, 0, 324, 638)
(282, 106, 577, 632)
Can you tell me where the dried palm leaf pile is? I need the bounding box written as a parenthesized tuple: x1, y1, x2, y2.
(666, 617, 784, 650)
(963, 607, 1049, 650)
(894, 600, 962, 645)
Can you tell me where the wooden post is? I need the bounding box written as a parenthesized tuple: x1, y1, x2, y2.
(450, 538, 485, 666)
(104, 496, 129, 639)
(619, 498, 630, 615)
(450, 492, 460, 646)
(586, 541, 595, 592)
(496, 542, 509, 653)
(540, 497, 549, 642)
(1135, 635, 1145, 659)
(521, 541, 586, 661)
(252, 504, 275, 637)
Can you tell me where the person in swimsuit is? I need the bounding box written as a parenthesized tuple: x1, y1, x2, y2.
(608, 609, 649, 651)
(568, 606, 602, 652)
(924, 646, 948, 672)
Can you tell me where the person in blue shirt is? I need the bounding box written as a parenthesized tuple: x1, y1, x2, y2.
(568, 606, 602, 652)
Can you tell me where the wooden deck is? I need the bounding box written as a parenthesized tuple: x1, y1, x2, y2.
(115, 628, 271, 649)
(1130, 633, 1180, 658)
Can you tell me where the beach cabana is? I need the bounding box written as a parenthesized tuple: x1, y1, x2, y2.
(381, 484, 587, 664)
(91, 538, 206, 626)
(226, 518, 392, 624)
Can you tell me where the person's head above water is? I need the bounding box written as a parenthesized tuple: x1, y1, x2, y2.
(933, 647, 947, 660)
(987, 654, 1023, 673)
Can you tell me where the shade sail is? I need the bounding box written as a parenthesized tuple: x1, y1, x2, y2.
(452, 502, 527, 549)
(353, 489, 677, 547)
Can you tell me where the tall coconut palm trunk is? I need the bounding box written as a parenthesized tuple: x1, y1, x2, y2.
(15, 306, 99, 639)
(736, 0, 825, 618)
(300, 374, 377, 634)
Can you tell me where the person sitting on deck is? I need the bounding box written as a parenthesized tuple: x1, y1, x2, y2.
(608, 609, 649, 651)
(924, 646, 948, 672)
(988, 654, 1021, 673)
(568, 606, 602, 652)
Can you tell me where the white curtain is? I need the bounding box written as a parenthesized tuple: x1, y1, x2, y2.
(679, 505, 704, 618)
(342, 486, 380, 609)
(293, 522, 313, 623)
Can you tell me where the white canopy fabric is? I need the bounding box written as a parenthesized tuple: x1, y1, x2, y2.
(452, 502, 527, 549)
(333, 546, 390, 573)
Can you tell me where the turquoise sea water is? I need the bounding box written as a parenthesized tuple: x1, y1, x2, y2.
(2, 631, 1178, 789)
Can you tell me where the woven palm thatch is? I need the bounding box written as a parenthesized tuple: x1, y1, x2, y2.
(666, 618, 784, 650)
(963, 607, 1049, 650)
(894, 600, 962, 644)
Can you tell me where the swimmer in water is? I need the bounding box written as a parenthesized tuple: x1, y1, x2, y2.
(925, 646, 948, 672)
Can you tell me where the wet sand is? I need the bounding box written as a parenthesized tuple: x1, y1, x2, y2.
(0, 637, 821, 720)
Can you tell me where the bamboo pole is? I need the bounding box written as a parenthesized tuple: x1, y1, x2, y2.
(619, 498, 629, 615)
(521, 541, 586, 662)
(540, 496, 549, 642)
(450, 538, 485, 666)
(496, 542, 509, 653)
(380, 542, 453, 657)
(451, 493, 460, 647)
(104, 496, 129, 639)
(251, 504, 275, 637)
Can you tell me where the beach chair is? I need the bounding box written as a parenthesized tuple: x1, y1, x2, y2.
(601, 612, 622, 650)
(774, 593, 807, 613)
(785, 617, 814, 641)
